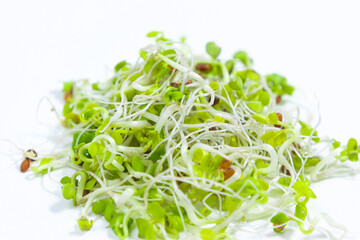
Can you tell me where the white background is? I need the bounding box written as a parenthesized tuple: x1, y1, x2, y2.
(0, 0, 360, 239)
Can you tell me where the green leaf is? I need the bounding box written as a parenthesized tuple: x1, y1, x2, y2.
(148, 145, 165, 161)
(144, 57, 156, 73)
(132, 155, 145, 172)
(161, 49, 176, 56)
(110, 130, 124, 145)
(268, 112, 279, 124)
(347, 138, 358, 151)
(114, 60, 126, 72)
(266, 73, 294, 96)
(206, 42, 221, 59)
(193, 148, 212, 164)
(209, 82, 219, 90)
(167, 215, 184, 231)
(62, 183, 75, 200)
(148, 202, 165, 221)
(270, 213, 290, 224)
(136, 218, 156, 240)
(180, 36, 186, 43)
(72, 131, 95, 150)
(258, 179, 269, 191)
(63, 81, 74, 93)
(148, 188, 164, 203)
(164, 87, 184, 105)
(348, 152, 359, 161)
(295, 203, 307, 221)
(62, 103, 72, 116)
(247, 102, 263, 113)
(31, 157, 55, 174)
(270, 213, 290, 233)
(278, 177, 291, 187)
(258, 90, 270, 106)
(193, 165, 203, 177)
(171, 91, 184, 101)
(228, 177, 266, 200)
(246, 70, 260, 81)
(77, 217, 93, 231)
(148, 163, 158, 176)
(104, 198, 115, 222)
(252, 114, 269, 124)
(293, 180, 317, 203)
(225, 60, 234, 73)
(109, 214, 132, 239)
(60, 176, 71, 184)
(214, 116, 225, 123)
(299, 121, 320, 142)
(332, 139, 341, 149)
(139, 50, 147, 60)
(156, 36, 170, 43)
(228, 135, 238, 147)
(40, 157, 54, 166)
(282, 83, 295, 95)
(84, 178, 97, 190)
(156, 68, 170, 82)
(200, 228, 216, 240)
(88, 141, 105, 157)
(64, 112, 80, 126)
(255, 159, 269, 169)
(136, 218, 149, 238)
(92, 199, 106, 214)
(92, 83, 100, 90)
(224, 196, 242, 214)
(229, 75, 243, 90)
(129, 72, 141, 82)
(305, 157, 320, 167)
(233, 51, 251, 68)
(147, 31, 161, 38)
(235, 70, 259, 81)
(260, 130, 287, 148)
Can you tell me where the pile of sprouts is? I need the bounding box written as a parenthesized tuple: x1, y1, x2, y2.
(24, 31, 360, 240)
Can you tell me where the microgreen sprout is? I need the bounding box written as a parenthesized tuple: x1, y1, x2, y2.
(23, 32, 359, 240)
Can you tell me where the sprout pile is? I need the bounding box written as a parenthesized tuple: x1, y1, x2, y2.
(25, 32, 360, 240)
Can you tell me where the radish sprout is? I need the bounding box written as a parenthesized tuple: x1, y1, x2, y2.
(25, 31, 360, 240)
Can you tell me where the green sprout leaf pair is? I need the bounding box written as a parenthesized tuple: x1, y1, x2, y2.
(270, 213, 290, 233)
(266, 73, 294, 96)
(228, 176, 269, 204)
(261, 130, 287, 148)
(60, 171, 88, 206)
(253, 112, 282, 126)
(192, 149, 222, 180)
(338, 138, 360, 161)
(293, 178, 316, 204)
(114, 60, 127, 72)
(164, 86, 184, 105)
(92, 198, 115, 221)
(233, 51, 252, 68)
(299, 121, 320, 143)
(77, 217, 93, 231)
(271, 203, 312, 235)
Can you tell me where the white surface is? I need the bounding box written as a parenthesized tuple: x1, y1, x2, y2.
(1, 1, 360, 239)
